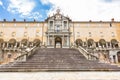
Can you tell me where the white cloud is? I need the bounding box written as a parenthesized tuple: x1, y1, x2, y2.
(7, 0, 35, 17)
(20, 12, 42, 20)
(46, 0, 120, 21)
(41, 0, 50, 5)
(0, 0, 3, 6)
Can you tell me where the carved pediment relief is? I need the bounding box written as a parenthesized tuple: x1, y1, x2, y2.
(45, 9, 71, 22)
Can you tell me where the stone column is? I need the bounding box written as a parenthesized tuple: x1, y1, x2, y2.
(2, 43, 5, 48)
(14, 42, 17, 51)
(113, 44, 115, 49)
(48, 35, 50, 45)
(93, 42, 95, 48)
(106, 42, 108, 48)
(118, 43, 120, 48)
(62, 21, 64, 30)
(82, 42, 84, 47)
(62, 35, 64, 47)
(53, 21, 54, 30)
(15, 42, 17, 47)
(109, 55, 113, 63)
(47, 33, 49, 45)
(31, 42, 33, 47)
(97, 42, 99, 47)
(19, 41, 22, 47)
(44, 34, 48, 45)
(94, 42, 96, 48)
(69, 35, 70, 47)
(110, 42, 112, 48)
(0, 49, 3, 62)
(27, 40, 29, 47)
(53, 35, 54, 46)
(67, 36, 69, 46)
(7, 42, 9, 48)
(67, 21, 68, 30)
(116, 54, 119, 63)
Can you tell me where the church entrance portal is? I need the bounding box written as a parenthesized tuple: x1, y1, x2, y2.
(117, 51, 120, 63)
(55, 37, 62, 48)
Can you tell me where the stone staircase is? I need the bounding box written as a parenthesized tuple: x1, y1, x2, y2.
(0, 48, 120, 71)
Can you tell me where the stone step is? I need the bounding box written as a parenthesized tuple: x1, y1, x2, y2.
(0, 48, 120, 71)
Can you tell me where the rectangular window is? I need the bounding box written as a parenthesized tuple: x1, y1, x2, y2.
(112, 32, 115, 37)
(0, 32, 3, 37)
(57, 25, 60, 32)
(12, 32, 16, 37)
(24, 32, 27, 37)
(36, 32, 39, 37)
(50, 21, 53, 29)
(100, 32, 103, 37)
(89, 32, 91, 34)
(64, 21, 67, 29)
(89, 32, 92, 37)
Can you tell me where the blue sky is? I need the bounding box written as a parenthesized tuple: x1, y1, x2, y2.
(0, 0, 52, 21)
(0, 0, 120, 21)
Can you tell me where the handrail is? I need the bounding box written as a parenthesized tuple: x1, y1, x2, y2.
(15, 46, 37, 62)
(77, 46, 98, 60)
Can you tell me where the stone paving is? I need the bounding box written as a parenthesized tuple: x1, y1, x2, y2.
(0, 72, 120, 80)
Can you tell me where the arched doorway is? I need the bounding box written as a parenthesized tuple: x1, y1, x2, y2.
(55, 37, 62, 48)
(21, 39, 28, 47)
(99, 39, 106, 48)
(75, 39, 83, 46)
(8, 38, 16, 47)
(111, 39, 119, 48)
(117, 51, 120, 63)
(87, 39, 94, 48)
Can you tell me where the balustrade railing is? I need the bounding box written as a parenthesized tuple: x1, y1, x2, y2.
(15, 46, 37, 62)
(77, 46, 98, 60)
(48, 29, 69, 32)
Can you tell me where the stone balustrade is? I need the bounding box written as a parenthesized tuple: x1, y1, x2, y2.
(15, 46, 37, 62)
(77, 46, 98, 60)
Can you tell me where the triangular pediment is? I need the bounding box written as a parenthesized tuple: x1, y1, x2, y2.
(45, 9, 72, 22)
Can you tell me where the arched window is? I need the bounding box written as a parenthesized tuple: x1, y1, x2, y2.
(64, 21, 67, 29)
(50, 21, 53, 29)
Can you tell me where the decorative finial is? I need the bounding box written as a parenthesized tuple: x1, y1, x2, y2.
(56, 7, 60, 14)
